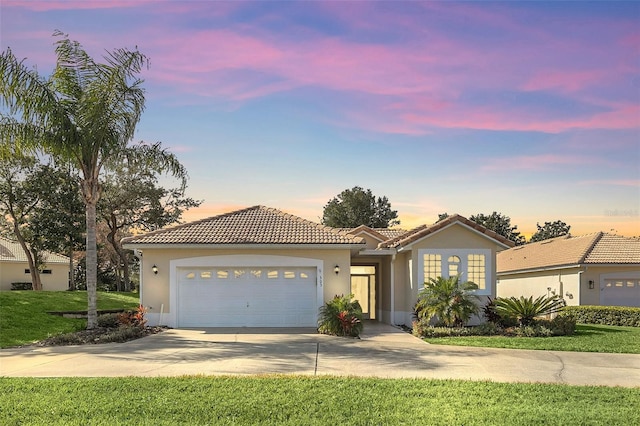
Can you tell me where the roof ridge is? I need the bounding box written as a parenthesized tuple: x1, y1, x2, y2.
(578, 231, 604, 263)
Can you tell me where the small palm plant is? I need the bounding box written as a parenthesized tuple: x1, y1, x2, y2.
(318, 294, 363, 337)
(414, 275, 480, 327)
(494, 295, 566, 327)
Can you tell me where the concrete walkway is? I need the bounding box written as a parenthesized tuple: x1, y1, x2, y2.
(1, 322, 639, 387)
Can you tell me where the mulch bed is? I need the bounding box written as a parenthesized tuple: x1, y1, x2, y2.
(23, 326, 168, 348)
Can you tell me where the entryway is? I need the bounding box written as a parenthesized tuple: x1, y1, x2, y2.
(351, 265, 376, 319)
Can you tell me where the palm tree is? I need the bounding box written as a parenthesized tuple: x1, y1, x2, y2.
(0, 31, 187, 328)
(414, 275, 480, 327)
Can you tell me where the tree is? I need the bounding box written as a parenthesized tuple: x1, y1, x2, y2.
(470, 211, 525, 245)
(529, 220, 571, 243)
(1, 32, 187, 328)
(414, 275, 479, 327)
(322, 186, 399, 228)
(98, 160, 201, 291)
(436, 212, 450, 223)
(0, 154, 47, 290)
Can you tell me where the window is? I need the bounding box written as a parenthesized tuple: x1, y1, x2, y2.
(267, 270, 279, 279)
(25, 269, 30, 274)
(300, 272, 309, 279)
(216, 270, 229, 279)
(284, 271, 296, 279)
(185, 272, 195, 279)
(250, 270, 262, 279)
(448, 256, 460, 277)
(419, 249, 491, 295)
(467, 254, 486, 291)
(200, 271, 212, 279)
(423, 254, 441, 282)
(234, 269, 246, 279)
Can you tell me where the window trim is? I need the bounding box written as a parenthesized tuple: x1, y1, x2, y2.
(418, 249, 492, 295)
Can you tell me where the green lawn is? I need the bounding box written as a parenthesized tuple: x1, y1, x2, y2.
(1, 376, 638, 425)
(425, 324, 640, 353)
(0, 291, 139, 348)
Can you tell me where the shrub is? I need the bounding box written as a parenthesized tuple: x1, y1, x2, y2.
(100, 326, 146, 343)
(561, 306, 640, 327)
(483, 298, 518, 328)
(412, 319, 502, 338)
(117, 305, 148, 328)
(549, 314, 576, 336)
(414, 275, 479, 327)
(318, 294, 363, 337)
(97, 313, 121, 329)
(494, 295, 566, 326)
(11, 282, 33, 290)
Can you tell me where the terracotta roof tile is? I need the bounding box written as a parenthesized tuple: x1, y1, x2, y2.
(0, 236, 69, 264)
(378, 214, 515, 249)
(340, 226, 408, 242)
(585, 234, 640, 264)
(122, 206, 365, 246)
(497, 232, 640, 273)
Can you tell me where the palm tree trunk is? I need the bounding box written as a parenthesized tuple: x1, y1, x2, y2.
(86, 200, 98, 328)
(68, 247, 75, 290)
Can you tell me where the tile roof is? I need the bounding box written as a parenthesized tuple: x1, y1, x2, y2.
(122, 206, 366, 246)
(378, 214, 516, 249)
(497, 232, 640, 273)
(339, 226, 409, 242)
(0, 236, 69, 264)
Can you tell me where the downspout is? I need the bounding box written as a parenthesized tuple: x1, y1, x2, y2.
(390, 253, 396, 326)
(133, 249, 143, 304)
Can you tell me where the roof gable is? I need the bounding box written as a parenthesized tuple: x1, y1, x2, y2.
(497, 232, 640, 273)
(122, 205, 365, 246)
(378, 214, 515, 249)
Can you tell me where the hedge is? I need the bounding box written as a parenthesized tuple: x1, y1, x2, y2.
(561, 305, 640, 327)
(11, 282, 33, 290)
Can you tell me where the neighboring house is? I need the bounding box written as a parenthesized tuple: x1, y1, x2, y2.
(122, 206, 514, 328)
(0, 236, 70, 291)
(497, 233, 640, 307)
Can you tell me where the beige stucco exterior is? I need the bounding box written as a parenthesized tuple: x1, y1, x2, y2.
(351, 222, 510, 326)
(0, 261, 70, 291)
(498, 265, 640, 307)
(136, 247, 352, 326)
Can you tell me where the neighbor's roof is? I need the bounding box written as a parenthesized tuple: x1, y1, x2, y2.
(0, 236, 69, 264)
(497, 232, 640, 273)
(122, 205, 365, 246)
(379, 214, 516, 249)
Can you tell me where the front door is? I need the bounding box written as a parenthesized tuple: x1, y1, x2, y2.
(350, 267, 376, 320)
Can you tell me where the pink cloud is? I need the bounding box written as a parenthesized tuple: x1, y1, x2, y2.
(2, 0, 150, 11)
(480, 154, 603, 172)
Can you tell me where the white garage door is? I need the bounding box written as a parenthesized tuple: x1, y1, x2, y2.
(177, 266, 318, 327)
(602, 279, 640, 307)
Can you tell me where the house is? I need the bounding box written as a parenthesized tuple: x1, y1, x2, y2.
(497, 233, 640, 307)
(122, 206, 514, 328)
(0, 236, 70, 291)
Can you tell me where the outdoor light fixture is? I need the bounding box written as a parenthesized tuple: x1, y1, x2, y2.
(588, 280, 595, 289)
(334, 265, 340, 275)
(152, 264, 158, 275)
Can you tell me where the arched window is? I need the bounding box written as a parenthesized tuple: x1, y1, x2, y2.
(448, 255, 460, 277)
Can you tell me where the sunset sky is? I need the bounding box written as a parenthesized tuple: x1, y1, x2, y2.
(1, 1, 639, 238)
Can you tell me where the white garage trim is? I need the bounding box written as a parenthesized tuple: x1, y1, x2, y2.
(157, 255, 324, 328)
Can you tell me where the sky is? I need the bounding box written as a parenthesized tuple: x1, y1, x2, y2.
(1, 0, 639, 238)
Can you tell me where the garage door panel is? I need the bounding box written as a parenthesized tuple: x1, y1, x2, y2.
(177, 266, 318, 327)
(602, 279, 640, 307)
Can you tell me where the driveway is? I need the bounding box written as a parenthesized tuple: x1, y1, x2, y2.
(1, 321, 639, 387)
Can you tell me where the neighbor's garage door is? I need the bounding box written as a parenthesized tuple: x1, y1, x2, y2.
(602, 279, 640, 307)
(177, 267, 317, 327)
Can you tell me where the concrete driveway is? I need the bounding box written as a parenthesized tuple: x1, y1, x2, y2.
(1, 321, 639, 387)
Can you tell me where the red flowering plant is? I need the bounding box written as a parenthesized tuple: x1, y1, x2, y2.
(318, 294, 363, 338)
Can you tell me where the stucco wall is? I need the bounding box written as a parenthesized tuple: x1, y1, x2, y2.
(0, 262, 69, 291)
(498, 265, 640, 306)
(392, 223, 506, 326)
(497, 268, 581, 306)
(136, 247, 352, 319)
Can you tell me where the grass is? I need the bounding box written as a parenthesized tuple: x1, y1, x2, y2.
(0, 376, 638, 425)
(0, 291, 140, 348)
(425, 324, 640, 353)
